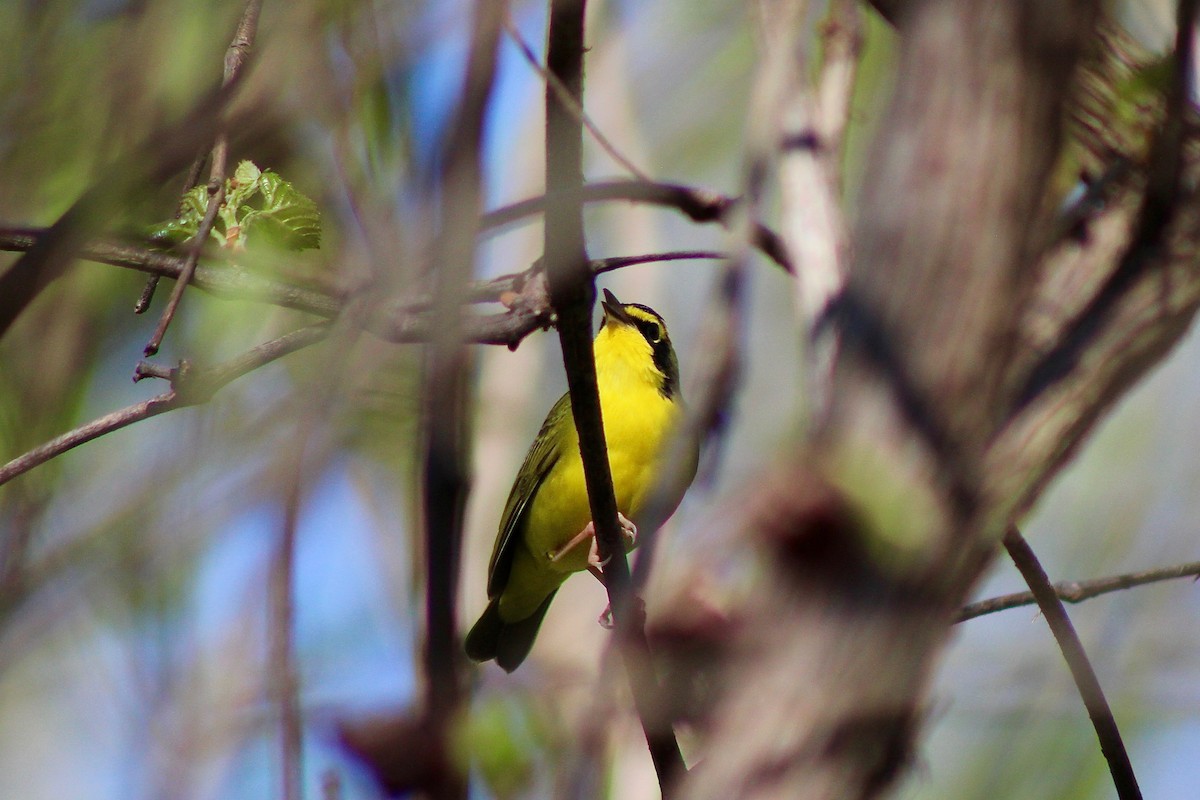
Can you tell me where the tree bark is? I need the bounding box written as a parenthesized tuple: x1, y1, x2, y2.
(669, 3, 1200, 798)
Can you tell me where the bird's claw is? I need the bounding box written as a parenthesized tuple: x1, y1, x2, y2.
(586, 512, 638, 571)
(549, 514, 638, 570)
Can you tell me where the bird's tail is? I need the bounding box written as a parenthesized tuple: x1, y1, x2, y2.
(464, 591, 558, 672)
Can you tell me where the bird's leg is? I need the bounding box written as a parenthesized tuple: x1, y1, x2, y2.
(548, 521, 595, 563)
(547, 513, 638, 567)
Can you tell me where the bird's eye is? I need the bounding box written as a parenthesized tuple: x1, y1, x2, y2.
(646, 322, 662, 343)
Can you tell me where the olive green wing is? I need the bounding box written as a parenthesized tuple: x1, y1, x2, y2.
(486, 391, 572, 597)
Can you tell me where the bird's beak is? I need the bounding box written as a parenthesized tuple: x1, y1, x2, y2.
(601, 288, 634, 325)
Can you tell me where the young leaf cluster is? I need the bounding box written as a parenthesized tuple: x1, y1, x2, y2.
(148, 160, 321, 251)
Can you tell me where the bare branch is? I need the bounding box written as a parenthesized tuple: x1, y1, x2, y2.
(1001, 528, 1141, 800)
(0, 228, 346, 316)
(591, 250, 724, 275)
(1014, 0, 1199, 411)
(0, 229, 732, 355)
(761, 0, 859, 414)
(984, 7, 1200, 533)
(502, 14, 650, 181)
(0, 394, 177, 488)
(144, 180, 226, 355)
(0, 324, 329, 488)
(479, 179, 794, 273)
(958, 558, 1200, 621)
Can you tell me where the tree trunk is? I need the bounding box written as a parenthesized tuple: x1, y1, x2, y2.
(674, 2, 1200, 797)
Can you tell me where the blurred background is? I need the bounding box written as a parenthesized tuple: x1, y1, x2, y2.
(0, 0, 1194, 798)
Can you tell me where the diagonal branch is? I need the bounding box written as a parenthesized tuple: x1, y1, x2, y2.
(503, 14, 650, 181)
(1013, 0, 1198, 411)
(0, 324, 329, 488)
(1002, 527, 1141, 800)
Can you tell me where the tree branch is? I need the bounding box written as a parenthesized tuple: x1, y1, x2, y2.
(0, 324, 329, 488)
(1013, 0, 1199, 411)
(984, 6, 1200, 535)
(1001, 527, 1141, 800)
(542, 0, 685, 791)
(479, 179, 794, 273)
(0, 229, 729, 348)
(271, 451, 305, 800)
(502, 14, 649, 181)
(958, 558, 1200, 621)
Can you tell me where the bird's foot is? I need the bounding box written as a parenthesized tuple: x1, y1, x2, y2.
(586, 512, 638, 570)
(548, 513, 638, 570)
(597, 604, 614, 629)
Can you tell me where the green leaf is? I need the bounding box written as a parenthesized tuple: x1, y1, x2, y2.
(145, 184, 209, 246)
(237, 168, 322, 250)
(144, 160, 321, 252)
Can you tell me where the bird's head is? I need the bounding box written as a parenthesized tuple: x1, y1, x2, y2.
(596, 288, 681, 399)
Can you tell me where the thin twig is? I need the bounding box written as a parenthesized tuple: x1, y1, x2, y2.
(480, 179, 794, 273)
(0, 228, 726, 351)
(134, 276, 162, 314)
(957, 559, 1200, 621)
(144, 0, 263, 356)
(271, 458, 305, 800)
(592, 250, 724, 275)
(134, 122, 213, 313)
(0, 324, 329, 488)
(502, 15, 650, 181)
(1002, 527, 1141, 800)
(144, 180, 226, 355)
(542, 0, 686, 791)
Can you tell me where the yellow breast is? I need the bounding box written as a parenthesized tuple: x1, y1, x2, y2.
(526, 384, 679, 566)
(531, 321, 684, 569)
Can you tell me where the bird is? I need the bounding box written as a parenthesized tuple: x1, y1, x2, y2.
(465, 289, 698, 672)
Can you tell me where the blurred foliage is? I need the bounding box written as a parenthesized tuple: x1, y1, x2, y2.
(458, 693, 552, 799)
(1049, 17, 1172, 207)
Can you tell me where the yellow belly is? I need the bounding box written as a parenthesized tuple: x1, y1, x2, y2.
(497, 380, 691, 621)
